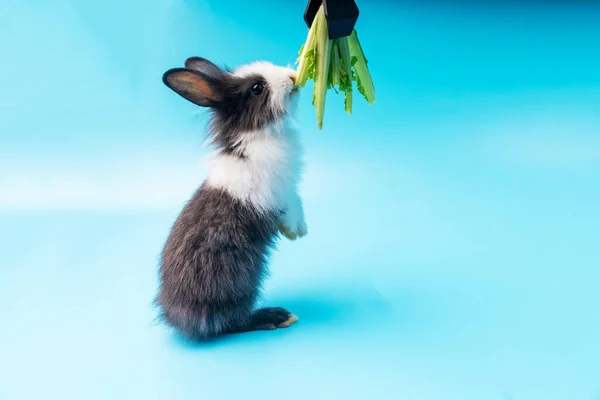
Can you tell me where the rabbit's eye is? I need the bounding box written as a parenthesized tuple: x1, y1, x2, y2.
(251, 83, 264, 95)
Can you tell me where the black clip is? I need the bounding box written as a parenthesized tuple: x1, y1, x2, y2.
(304, 0, 359, 40)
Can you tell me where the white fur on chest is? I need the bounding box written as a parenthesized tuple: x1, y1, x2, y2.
(205, 124, 304, 213)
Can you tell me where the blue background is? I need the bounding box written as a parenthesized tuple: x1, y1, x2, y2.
(1, 0, 599, 399)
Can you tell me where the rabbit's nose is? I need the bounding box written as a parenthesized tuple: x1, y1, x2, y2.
(289, 75, 296, 84)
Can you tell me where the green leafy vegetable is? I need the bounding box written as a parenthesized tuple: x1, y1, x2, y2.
(337, 37, 353, 115)
(330, 41, 340, 88)
(295, 4, 376, 129)
(348, 30, 375, 104)
(313, 8, 331, 130)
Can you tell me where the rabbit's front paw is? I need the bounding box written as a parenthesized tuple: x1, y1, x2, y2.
(279, 220, 308, 241)
(296, 220, 308, 238)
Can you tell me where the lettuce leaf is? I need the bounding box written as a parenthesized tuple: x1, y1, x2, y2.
(348, 30, 376, 104)
(295, 5, 375, 129)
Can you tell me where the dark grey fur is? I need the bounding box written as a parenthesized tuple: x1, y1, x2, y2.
(156, 57, 296, 340)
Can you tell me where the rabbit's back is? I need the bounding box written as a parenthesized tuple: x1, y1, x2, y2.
(157, 183, 280, 339)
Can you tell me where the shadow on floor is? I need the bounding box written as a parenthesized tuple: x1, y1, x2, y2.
(164, 281, 398, 350)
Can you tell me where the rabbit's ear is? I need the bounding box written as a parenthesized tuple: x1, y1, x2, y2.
(162, 68, 223, 108)
(184, 57, 225, 81)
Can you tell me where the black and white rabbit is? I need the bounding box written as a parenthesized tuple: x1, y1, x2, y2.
(156, 57, 307, 340)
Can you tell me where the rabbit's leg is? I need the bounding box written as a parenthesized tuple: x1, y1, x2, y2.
(250, 307, 299, 329)
(227, 307, 298, 333)
(279, 190, 308, 240)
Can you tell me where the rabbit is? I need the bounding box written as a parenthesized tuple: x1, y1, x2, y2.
(156, 57, 308, 340)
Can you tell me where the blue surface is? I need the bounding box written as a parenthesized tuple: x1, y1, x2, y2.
(1, 1, 600, 399)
